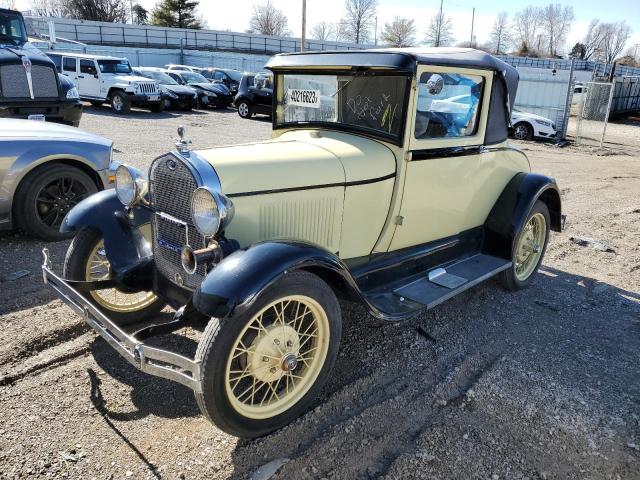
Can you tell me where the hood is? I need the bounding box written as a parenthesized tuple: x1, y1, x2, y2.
(114, 74, 157, 84)
(0, 44, 53, 67)
(192, 82, 229, 94)
(0, 119, 111, 147)
(512, 111, 553, 123)
(195, 129, 395, 196)
(162, 84, 196, 95)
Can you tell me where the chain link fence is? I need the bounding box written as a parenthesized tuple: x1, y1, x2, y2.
(575, 82, 615, 147)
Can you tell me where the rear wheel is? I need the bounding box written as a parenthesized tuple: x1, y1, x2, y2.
(501, 200, 550, 291)
(237, 100, 252, 118)
(195, 271, 341, 438)
(64, 227, 165, 324)
(110, 91, 131, 114)
(14, 164, 98, 241)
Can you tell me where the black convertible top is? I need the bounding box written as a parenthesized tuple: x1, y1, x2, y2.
(266, 47, 519, 144)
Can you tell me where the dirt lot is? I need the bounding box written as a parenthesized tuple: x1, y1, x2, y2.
(1, 105, 639, 480)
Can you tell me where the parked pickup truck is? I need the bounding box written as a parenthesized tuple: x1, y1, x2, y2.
(47, 52, 163, 114)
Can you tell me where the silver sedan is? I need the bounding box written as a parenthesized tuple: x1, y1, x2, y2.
(0, 119, 115, 241)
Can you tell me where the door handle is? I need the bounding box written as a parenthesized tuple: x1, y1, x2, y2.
(78, 75, 85, 78)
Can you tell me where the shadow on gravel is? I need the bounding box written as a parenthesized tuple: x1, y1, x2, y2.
(83, 104, 236, 119)
(223, 267, 640, 479)
(88, 368, 162, 479)
(89, 332, 199, 421)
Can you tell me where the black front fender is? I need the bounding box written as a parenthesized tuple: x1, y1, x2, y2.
(61, 189, 152, 273)
(192, 241, 361, 320)
(484, 172, 562, 259)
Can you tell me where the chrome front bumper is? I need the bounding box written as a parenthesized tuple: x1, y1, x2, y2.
(42, 249, 202, 393)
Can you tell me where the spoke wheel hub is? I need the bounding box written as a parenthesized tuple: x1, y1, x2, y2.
(247, 325, 300, 383)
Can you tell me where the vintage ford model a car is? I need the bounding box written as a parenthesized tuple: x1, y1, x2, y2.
(43, 48, 562, 438)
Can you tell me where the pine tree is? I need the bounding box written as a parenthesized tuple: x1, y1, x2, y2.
(151, 0, 203, 29)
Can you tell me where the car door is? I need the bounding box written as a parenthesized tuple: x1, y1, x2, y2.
(78, 59, 100, 98)
(61, 56, 78, 86)
(389, 65, 511, 250)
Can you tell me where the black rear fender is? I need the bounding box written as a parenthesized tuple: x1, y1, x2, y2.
(60, 189, 152, 273)
(484, 172, 562, 259)
(192, 241, 361, 320)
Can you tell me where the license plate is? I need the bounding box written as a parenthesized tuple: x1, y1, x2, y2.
(148, 94, 160, 101)
(28, 114, 46, 122)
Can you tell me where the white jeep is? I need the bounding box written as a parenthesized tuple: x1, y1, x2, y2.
(48, 52, 162, 114)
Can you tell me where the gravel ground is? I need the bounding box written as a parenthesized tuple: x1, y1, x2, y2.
(0, 104, 639, 480)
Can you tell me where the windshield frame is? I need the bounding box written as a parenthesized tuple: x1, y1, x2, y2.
(180, 71, 208, 84)
(0, 12, 27, 46)
(139, 70, 178, 85)
(272, 69, 412, 147)
(97, 59, 133, 74)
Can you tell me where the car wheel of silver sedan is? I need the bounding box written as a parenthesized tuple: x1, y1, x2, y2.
(13, 163, 98, 241)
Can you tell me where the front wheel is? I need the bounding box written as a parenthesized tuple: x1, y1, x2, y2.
(512, 122, 534, 141)
(110, 91, 131, 114)
(150, 102, 164, 113)
(501, 200, 550, 291)
(195, 271, 342, 438)
(64, 227, 165, 325)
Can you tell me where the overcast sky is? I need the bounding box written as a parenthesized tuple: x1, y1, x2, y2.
(15, 0, 640, 55)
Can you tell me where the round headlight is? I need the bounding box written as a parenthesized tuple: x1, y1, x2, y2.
(115, 164, 147, 206)
(191, 187, 234, 237)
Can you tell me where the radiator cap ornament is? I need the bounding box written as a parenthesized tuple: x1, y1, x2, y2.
(175, 125, 192, 155)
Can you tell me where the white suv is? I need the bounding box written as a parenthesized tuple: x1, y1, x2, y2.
(48, 53, 162, 114)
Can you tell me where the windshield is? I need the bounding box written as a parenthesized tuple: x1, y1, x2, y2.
(181, 72, 208, 84)
(140, 70, 177, 85)
(0, 12, 27, 46)
(224, 69, 243, 81)
(275, 73, 408, 141)
(98, 59, 132, 74)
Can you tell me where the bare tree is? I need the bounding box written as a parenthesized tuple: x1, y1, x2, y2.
(488, 11, 511, 54)
(63, 0, 129, 22)
(424, 9, 453, 47)
(340, 0, 377, 44)
(248, 0, 289, 36)
(582, 19, 605, 60)
(310, 21, 335, 41)
(31, 0, 66, 16)
(595, 21, 632, 63)
(540, 3, 574, 56)
(512, 6, 543, 53)
(381, 16, 415, 47)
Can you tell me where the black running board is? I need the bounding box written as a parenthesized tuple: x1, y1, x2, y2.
(363, 254, 511, 319)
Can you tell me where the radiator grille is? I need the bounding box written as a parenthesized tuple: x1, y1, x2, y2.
(149, 154, 206, 290)
(0, 64, 59, 98)
(137, 82, 157, 94)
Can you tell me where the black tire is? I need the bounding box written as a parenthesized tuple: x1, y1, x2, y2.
(500, 200, 550, 291)
(89, 101, 103, 107)
(13, 163, 98, 241)
(63, 227, 165, 325)
(237, 100, 253, 118)
(195, 271, 342, 438)
(512, 122, 534, 141)
(150, 102, 164, 113)
(110, 91, 131, 114)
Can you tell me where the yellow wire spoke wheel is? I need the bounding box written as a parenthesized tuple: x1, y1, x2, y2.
(514, 212, 547, 281)
(85, 239, 158, 313)
(224, 295, 330, 420)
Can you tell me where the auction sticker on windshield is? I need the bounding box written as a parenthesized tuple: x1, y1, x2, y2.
(287, 89, 321, 108)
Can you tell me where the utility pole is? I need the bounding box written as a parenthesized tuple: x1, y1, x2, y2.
(130, 0, 134, 24)
(374, 16, 378, 46)
(470, 7, 475, 47)
(436, 0, 443, 47)
(301, 0, 306, 52)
